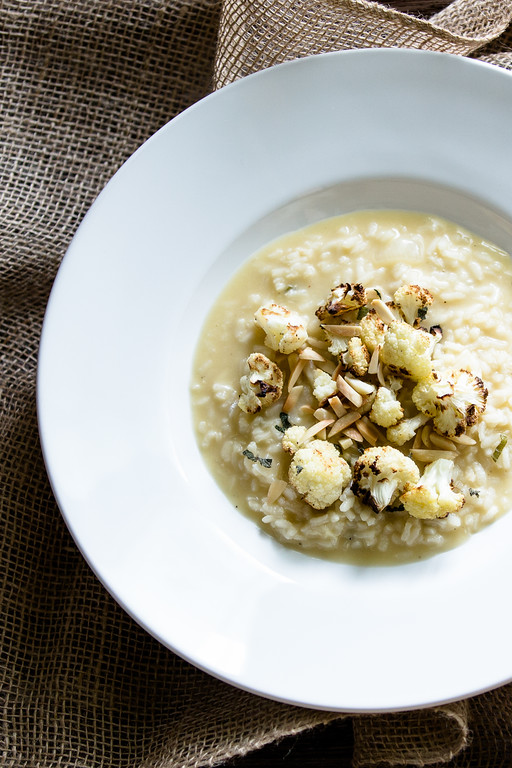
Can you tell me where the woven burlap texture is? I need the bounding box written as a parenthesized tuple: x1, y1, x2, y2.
(1, 1, 512, 767)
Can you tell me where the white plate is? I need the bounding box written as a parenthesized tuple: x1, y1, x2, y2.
(37, 50, 512, 712)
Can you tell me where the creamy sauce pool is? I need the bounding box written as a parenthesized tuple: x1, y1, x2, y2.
(191, 211, 512, 564)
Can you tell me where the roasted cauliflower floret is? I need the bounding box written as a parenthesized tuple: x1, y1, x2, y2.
(369, 386, 404, 428)
(343, 337, 370, 377)
(386, 412, 429, 446)
(394, 284, 434, 327)
(400, 458, 465, 519)
(315, 282, 367, 321)
(254, 303, 308, 354)
(380, 320, 433, 381)
(359, 308, 387, 353)
(312, 369, 338, 404)
(281, 425, 308, 454)
(351, 445, 420, 513)
(412, 369, 488, 437)
(289, 439, 352, 510)
(238, 353, 283, 414)
(325, 334, 348, 359)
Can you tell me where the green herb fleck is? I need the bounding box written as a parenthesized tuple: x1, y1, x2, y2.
(357, 306, 370, 321)
(243, 449, 272, 468)
(275, 411, 292, 433)
(492, 434, 508, 462)
(296, 465, 303, 474)
(469, 488, 480, 497)
(417, 307, 428, 320)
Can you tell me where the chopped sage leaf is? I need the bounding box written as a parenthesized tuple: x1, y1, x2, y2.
(492, 434, 508, 462)
(243, 449, 272, 468)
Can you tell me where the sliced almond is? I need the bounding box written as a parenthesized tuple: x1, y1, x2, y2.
(359, 415, 385, 443)
(288, 358, 306, 391)
(328, 411, 361, 438)
(377, 363, 387, 387)
(300, 419, 335, 443)
(410, 449, 458, 462)
(450, 433, 477, 446)
(328, 395, 347, 418)
(429, 433, 457, 452)
(371, 299, 396, 324)
(336, 375, 364, 408)
(421, 423, 432, 448)
(266, 479, 288, 504)
(344, 375, 376, 396)
(412, 428, 423, 450)
(321, 324, 362, 337)
(282, 385, 303, 413)
(299, 346, 328, 362)
(337, 437, 353, 451)
(368, 345, 381, 375)
(343, 427, 364, 442)
(314, 407, 331, 421)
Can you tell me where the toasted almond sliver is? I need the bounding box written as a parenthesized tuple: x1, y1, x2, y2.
(314, 407, 331, 421)
(267, 479, 288, 504)
(343, 427, 364, 442)
(410, 449, 458, 462)
(429, 433, 457, 451)
(288, 358, 306, 391)
(421, 423, 432, 448)
(450, 433, 477, 446)
(359, 415, 385, 443)
(377, 362, 386, 387)
(331, 361, 343, 381)
(328, 395, 347, 418)
(317, 428, 327, 440)
(345, 375, 376, 396)
(338, 437, 353, 451)
(337, 375, 364, 408)
(300, 419, 335, 443)
(368, 345, 381, 375)
(282, 385, 303, 413)
(328, 411, 361, 438)
(321, 324, 362, 337)
(412, 428, 423, 450)
(299, 347, 328, 362)
(371, 299, 396, 324)
(300, 404, 315, 415)
(356, 422, 377, 446)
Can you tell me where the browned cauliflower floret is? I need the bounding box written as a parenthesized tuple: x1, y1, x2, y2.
(400, 458, 465, 519)
(289, 439, 352, 510)
(351, 445, 420, 513)
(312, 369, 338, 404)
(394, 285, 434, 327)
(254, 303, 308, 354)
(369, 386, 404, 428)
(412, 369, 488, 437)
(343, 337, 370, 377)
(359, 308, 387, 353)
(386, 412, 429, 446)
(315, 283, 367, 321)
(238, 353, 283, 414)
(380, 320, 433, 381)
(281, 426, 308, 454)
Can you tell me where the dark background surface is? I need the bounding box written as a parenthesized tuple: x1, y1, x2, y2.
(225, 720, 354, 766)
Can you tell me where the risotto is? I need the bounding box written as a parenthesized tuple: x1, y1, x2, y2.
(191, 210, 512, 564)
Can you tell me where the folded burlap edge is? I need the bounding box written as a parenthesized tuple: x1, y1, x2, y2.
(213, 0, 512, 88)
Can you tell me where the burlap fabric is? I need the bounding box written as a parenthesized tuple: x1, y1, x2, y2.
(2, 1, 512, 767)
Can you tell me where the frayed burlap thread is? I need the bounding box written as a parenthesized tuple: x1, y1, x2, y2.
(4, 1, 512, 767)
(213, 0, 512, 87)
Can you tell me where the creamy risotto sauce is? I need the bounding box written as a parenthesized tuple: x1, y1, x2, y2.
(191, 211, 512, 564)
